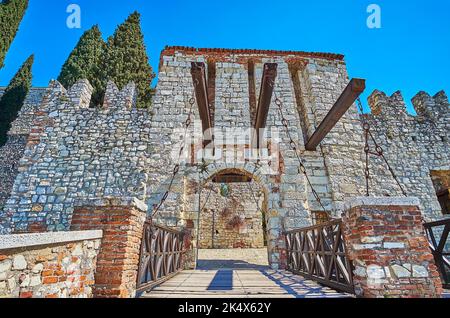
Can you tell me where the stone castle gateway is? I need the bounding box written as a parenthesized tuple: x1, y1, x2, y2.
(0, 46, 448, 298)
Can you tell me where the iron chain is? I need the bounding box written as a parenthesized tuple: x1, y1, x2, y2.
(151, 91, 196, 219)
(357, 98, 407, 197)
(272, 83, 327, 213)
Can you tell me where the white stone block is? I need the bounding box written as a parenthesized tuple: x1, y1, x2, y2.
(367, 265, 385, 279)
(12, 255, 27, 270)
(383, 242, 405, 249)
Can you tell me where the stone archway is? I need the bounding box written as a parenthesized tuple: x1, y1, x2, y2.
(181, 165, 282, 269)
(198, 169, 268, 250)
(196, 168, 270, 269)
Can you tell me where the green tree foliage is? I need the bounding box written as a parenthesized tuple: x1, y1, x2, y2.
(57, 25, 106, 106)
(0, 0, 29, 69)
(103, 12, 155, 108)
(0, 54, 33, 146)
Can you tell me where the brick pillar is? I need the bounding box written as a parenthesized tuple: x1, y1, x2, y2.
(70, 199, 147, 298)
(342, 197, 443, 298)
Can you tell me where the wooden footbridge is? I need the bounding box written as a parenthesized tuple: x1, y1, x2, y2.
(139, 248, 351, 299)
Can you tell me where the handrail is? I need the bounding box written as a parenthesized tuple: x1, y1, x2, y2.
(423, 217, 450, 228)
(136, 221, 186, 293)
(424, 218, 450, 289)
(284, 219, 355, 294)
(284, 219, 342, 234)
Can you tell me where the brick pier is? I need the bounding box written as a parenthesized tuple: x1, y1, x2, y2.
(70, 198, 147, 298)
(342, 197, 443, 298)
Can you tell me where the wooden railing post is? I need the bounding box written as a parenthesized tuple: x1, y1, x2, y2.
(424, 218, 450, 289)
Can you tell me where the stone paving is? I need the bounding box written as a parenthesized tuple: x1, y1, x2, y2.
(141, 249, 352, 298)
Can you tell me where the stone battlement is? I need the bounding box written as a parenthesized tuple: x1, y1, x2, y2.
(367, 89, 449, 121)
(363, 89, 449, 219)
(44, 79, 139, 111)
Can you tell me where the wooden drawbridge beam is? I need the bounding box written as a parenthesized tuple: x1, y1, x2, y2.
(254, 63, 278, 147)
(191, 62, 213, 141)
(305, 78, 366, 151)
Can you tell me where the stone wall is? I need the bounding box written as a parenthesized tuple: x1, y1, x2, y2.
(342, 197, 443, 298)
(0, 88, 46, 211)
(0, 80, 151, 234)
(0, 230, 102, 298)
(0, 87, 47, 136)
(0, 136, 27, 211)
(366, 90, 450, 220)
(198, 181, 265, 249)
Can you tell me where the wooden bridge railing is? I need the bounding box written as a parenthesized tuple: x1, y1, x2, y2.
(136, 221, 186, 293)
(424, 218, 450, 289)
(285, 219, 355, 294)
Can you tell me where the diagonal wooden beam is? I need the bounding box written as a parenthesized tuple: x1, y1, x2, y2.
(254, 63, 278, 147)
(305, 78, 366, 151)
(191, 62, 213, 141)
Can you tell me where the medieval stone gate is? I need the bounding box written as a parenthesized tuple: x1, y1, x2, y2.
(0, 46, 448, 298)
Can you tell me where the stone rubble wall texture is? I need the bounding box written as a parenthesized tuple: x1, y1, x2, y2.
(0, 47, 448, 270)
(0, 237, 100, 298)
(0, 80, 151, 234)
(366, 90, 450, 221)
(0, 88, 46, 211)
(342, 199, 443, 298)
(197, 181, 265, 249)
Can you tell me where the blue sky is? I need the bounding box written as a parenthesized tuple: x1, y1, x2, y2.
(0, 0, 449, 113)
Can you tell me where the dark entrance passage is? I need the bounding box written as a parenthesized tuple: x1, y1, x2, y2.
(431, 170, 450, 215)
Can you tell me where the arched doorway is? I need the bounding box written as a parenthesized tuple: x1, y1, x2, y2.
(195, 168, 270, 269)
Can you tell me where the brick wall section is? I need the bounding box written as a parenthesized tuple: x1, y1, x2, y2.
(70, 202, 146, 298)
(0, 238, 101, 298)
(342, 197, 443, 298)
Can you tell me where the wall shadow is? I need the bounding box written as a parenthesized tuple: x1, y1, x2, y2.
(198, 259, 270, 270)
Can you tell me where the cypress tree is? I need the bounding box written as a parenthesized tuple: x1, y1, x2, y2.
(57, 25, 106, 106)
(0, 54, 33, 146)
(0, 0, 29, 69)
(103, 12, 155, 108)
